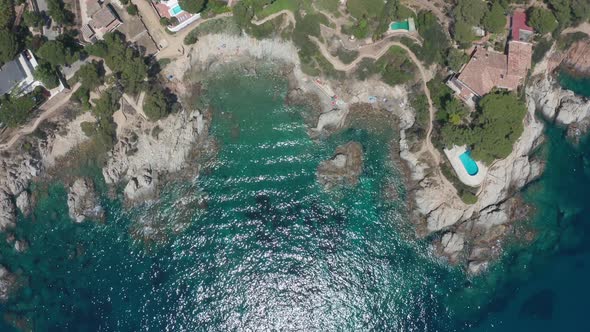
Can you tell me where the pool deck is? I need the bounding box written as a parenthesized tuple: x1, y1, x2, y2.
(444, 145, 488, 187)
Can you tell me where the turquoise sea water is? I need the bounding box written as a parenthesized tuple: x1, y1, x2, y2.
(1, 69, 590, 331)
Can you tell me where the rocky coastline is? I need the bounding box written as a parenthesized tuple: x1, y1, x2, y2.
(401, 41, 590, 275)
(1, 32, 590, 306)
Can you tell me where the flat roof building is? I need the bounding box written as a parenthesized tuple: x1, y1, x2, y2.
(0, 50, 40, 96)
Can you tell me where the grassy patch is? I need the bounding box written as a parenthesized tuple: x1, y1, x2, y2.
(346, 0, 384, 20)
(556, 31, 587, 51)
(316, 0, 340, 15)
(257, 0, 306, 18)
(353, 46, 416, 86)
(334, 47, 358, 64)
(184, 16, 241, 45)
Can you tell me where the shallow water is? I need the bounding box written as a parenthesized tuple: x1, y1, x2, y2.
(2, 69, 590, 331)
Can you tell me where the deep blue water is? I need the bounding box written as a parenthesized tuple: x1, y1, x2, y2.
(0, 70, 589, 331)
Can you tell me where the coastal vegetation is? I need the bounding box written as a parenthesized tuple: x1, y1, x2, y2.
(34, 62, 60, 89)
(184, 16, 240, 45)
(0, 87, 46, 128)
(81, 88, 121, 149)
(528, 7, 558, 35)
(86, 32, 148, 95)
(434, 86, 527, 164)
(354, 46, 417, 86)
(0, 29, 19, 65)
(47, 0, 74, 26)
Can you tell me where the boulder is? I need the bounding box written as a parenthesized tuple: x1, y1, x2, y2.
(15, 191, 31, 216)
(0, 191, 16, 232)
(67, 178, 104, 223)
(14, 239, 29, 253)
(317, 142, 363, 189)
(124, 168, 159, 202)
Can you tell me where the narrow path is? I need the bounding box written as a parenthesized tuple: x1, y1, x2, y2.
(252, 9, 295, 26)
(311, 33, 446, 186)
(0, 83, 82, 151)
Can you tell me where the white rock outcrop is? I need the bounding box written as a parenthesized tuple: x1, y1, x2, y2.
(67, 178, 104, 223)
(15, 191, 31, 216)
(529, 74, 590, 126)
(102, 110, 206, 203)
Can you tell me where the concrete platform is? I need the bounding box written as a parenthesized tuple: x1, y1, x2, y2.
(444, 145, 487, 187)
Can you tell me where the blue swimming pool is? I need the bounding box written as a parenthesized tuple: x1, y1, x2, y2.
(170, 4, 183, 16)
(459, 150, 479, 176)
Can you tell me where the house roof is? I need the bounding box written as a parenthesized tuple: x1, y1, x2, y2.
(507, 40, 533, 79)
(457, 48, 508, 97)
(90, 5, 119, 29)
(0, 58, 26, 96)
(511, 10, 533, 40)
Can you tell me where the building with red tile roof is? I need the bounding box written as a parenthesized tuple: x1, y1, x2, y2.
(446, 11, 533, 106)
(511, 10, 534, 42)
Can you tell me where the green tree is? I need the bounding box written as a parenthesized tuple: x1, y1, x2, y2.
(76, 61, 104, 90)
(571, 0, 590, 23)
(547, 0, 572, 29)
(0, 0, 14, 29)
(127, 4, 138, 15)
(34, 62, 60, 89)
(453, 0, 488, 26)
(416, 11, 450, 65)
(446, 48, 468, 72)
(143, 87, 170, 121)
(47, 0, 74, 25)
(36, 40, 78, 66)
(0, 29, 18, 65)
(91, 32, 147, 95)
(453, 20, 475, 45)
(483, 1, 506, 34)
(120, 54, 147, 95)
(23, 10, 44, 29)
(179, 0, 206, 14)
(528, 7, 558, 35)
(470, 92, 527, 163)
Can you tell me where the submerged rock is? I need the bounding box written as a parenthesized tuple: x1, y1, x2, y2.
(0, 190, 16, 232)
(317, 142, 363, 190)
(0, 265, 18, 302)
(67, 178, 104, 223)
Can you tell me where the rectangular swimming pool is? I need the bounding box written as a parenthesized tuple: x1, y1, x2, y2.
(170, 4, 183, 16)
(390, 21, 410, 31)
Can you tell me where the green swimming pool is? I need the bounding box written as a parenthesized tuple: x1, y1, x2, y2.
(170, 4, 183, 15)
(459, 151, 479, 176)
(390, 21, 410, 31)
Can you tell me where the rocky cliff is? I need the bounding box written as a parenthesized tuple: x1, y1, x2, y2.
(529, 73, 590, 142)
(102, 109, 208, 203)
(562, 39, 590, 77)
(400, 79, 550, 275)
